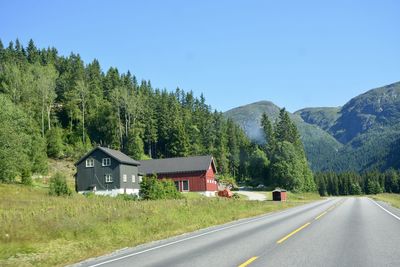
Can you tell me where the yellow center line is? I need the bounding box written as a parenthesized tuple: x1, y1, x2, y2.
(238, 257, 258, 267)
(277, 222, 311, 244)
(315, 211, 327, 220)
(328, 206, 335, 211)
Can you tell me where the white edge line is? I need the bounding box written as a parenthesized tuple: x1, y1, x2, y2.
(86, 198, 332, 267)
(369, 198, 400, 221)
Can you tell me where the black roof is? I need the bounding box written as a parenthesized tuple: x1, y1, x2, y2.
(139, 155, 216, 175)
(75, 146, 140, 166)
(273, 188, 287, 192)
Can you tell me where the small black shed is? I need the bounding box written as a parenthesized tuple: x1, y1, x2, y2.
(272, 188, 287, 201)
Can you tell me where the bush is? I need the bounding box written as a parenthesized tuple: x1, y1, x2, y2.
(49, 172, 71, 196)
(232, 193, 241, 199)
(21, 169, 33, 185)
(140, 175, 183, 200)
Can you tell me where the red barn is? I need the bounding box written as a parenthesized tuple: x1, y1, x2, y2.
(139, 156, 218, 197)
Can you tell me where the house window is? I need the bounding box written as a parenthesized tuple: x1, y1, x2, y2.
(86, 159, 94, 168)
(102, 158, 111, 166)
(182, 180, 189, 191)
(174, 181, 180, 191)
(139, 175, 143, 183)
(105, 174, 113, 183)
(132, 175, 136, 183)
(123, 174, 127, 182)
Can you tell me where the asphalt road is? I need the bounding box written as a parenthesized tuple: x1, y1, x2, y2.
(75, 197, 400, 267)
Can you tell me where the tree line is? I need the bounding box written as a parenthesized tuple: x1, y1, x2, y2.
(314, 169, 400, 196)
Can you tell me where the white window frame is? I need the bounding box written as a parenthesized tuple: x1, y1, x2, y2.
(86, 158, 94, 168)
(139, 175, 143, 183)
(182, 180, 189, 192)
(132, 175, 136, 183)
(105, 174, 113, 183)
(102, 158, 111, 167)
(123, 174, 127, 183)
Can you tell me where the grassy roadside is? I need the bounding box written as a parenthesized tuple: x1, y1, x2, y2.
(0, 184, 320, 267)
(371, 193, 400, 209)
(261, 191, 321, 202)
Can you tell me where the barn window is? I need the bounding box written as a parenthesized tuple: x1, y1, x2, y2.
(105, 174, 113, 183)
(86, 159, 94, 168)
(123, 174, 127, 182)
(102, 158, 111, 166)
(132, 175, 136, 183)
(182, 180, 189, 191)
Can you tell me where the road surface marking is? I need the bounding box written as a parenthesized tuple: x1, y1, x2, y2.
(370, 198, 400, 221)
(328, 206, 335, 211)
(315, 211, 327, 220)
(238, 257, 258, 267)
(277, 222, 311, 244)
(85, 200, 333, 267)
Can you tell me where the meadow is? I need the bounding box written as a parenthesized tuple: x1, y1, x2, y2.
(0, 184, 320, 266)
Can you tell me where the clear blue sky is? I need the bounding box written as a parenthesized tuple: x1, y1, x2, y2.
(1, 0, 399, 112)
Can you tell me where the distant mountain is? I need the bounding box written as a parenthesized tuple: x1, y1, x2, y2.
(329, 82, 400, 144)
(225, 81, 400, 172)
(224, 101, 343, 171)
(295, 107, 340, 132)
(224, 101, 281, 142)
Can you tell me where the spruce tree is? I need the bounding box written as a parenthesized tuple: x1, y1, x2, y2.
(261, 112, 275, 156)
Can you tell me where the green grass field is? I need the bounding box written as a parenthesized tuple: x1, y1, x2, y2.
(0, 184, 320, 267)
(372, 193, 400, 209)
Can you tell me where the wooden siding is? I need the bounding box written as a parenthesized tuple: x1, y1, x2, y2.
(156, 162, 217, 192)
(205, 165, 218, 191)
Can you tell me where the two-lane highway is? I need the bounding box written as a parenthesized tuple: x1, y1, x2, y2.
(74, 197, 400, 267)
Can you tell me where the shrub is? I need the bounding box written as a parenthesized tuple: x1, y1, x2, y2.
(232, 193, 241, 199)
(140, 175, 183, 200)
(21, 169, 33, 185)
(49, 172, 71, 196)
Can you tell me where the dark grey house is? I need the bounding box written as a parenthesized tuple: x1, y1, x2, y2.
(75, 146, 141, 196)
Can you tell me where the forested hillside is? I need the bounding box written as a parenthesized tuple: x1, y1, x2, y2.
(0, 39, 257, 183)
(296, 82, 400, 172)
(0, 39, 318, 191)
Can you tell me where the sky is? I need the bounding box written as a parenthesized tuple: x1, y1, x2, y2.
(1, 0, 399, 112)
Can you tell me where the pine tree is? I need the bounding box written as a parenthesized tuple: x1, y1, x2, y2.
(126, 129, 144, 160)
(27, 39, 39, 63)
